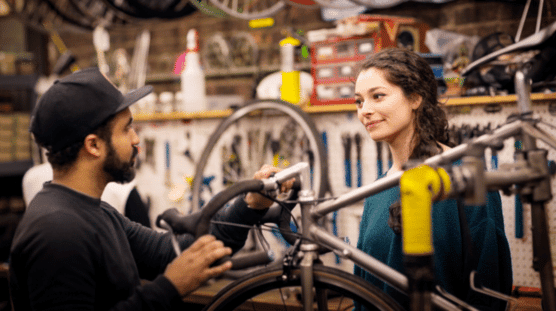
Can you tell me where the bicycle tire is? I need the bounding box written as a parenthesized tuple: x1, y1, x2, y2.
(203, 265, 404, 311)
(311, 0, 362, 9)
(191, 99, 329, 212)
(207, 0, 285, 20)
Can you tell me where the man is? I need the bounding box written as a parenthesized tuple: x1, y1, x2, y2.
(9, 67, 282, 310)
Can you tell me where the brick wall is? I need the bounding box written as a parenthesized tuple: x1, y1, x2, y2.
(58, 0, 556, 101)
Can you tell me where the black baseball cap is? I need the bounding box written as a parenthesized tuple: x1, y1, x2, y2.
(30, 67, 152, 152)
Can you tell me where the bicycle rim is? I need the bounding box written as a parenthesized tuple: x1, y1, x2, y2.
(203, 265, 404, 311)
(207, 0, 286, 20)
(191, 99, 328, 212)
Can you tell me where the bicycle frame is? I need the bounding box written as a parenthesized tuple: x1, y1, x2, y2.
(288, 68, 556, 311)
(158, 65, 556, 311)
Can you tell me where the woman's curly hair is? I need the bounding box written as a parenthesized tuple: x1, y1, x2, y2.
(358, 47, 451, 159)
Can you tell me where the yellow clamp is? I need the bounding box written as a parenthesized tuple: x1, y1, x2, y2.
(400, 165, 451, 256)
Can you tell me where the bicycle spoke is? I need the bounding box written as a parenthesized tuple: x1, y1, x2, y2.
(278, 287, 289, 311)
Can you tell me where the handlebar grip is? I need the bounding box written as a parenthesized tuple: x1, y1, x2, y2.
(211, 250, 272, 270)
(195, 179, 265, 238)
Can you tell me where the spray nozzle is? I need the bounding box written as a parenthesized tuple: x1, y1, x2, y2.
(186, 29, 199, 52)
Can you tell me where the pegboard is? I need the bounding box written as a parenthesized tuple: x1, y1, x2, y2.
(446, 103, 556, 288)
(133, 101, 556, 287)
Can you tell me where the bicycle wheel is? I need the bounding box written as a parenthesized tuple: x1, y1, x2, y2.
(203, 265, 404, 311)
(207, 0, 286, 20)
(191, 99, 329, 212)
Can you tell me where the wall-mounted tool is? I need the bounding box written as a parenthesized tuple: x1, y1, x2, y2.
(514, 139, 524, 239)
(342, 133, 352, 188)
(144, 138, 155, 169)
(183, 131, 195, 163)
(279, 119, 299, 162)
(129, 30, 150, 90)
(165, 141, 172, 188)
(376, 141, 383, 178)
(222, 135, 243, 186)
(187, 175, 216, 210)
(354, 133, 362, 187)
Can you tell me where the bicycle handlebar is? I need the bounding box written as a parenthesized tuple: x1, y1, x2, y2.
(156, 162, 309, 269)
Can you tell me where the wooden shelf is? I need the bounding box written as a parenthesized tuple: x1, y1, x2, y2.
(133, 92, 556, 122)
(442, 92, 556, 106)
(133, 109, 233, 121)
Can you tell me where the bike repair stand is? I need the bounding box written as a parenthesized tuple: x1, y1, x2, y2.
(513, 70, 556, 311)
(400, 165, 451, 311)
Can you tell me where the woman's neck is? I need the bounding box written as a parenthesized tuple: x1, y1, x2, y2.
(385, 132, 415, 175)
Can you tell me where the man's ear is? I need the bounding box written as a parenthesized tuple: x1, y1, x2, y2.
(83, 134, 105, 158)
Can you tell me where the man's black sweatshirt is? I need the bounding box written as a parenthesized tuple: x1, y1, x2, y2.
(9, 182, 265, 310)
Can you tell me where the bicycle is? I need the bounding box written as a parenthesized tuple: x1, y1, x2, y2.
(157, 21, 556, 311)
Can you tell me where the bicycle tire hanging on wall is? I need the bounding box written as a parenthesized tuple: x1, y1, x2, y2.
(207, 0, 286, 20)
(191, 99, 330, 212)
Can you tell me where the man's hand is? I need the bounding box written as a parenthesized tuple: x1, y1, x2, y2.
(244, 164, 295, 210)
(164, 235, 232, 297)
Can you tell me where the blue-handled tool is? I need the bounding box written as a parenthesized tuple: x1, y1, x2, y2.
(165, 141, 171, 187)
(354, 133, 362, 187)
(376, 141, 383, 178)
(342, 134, 352, 188)
(515, 140, 524, 239)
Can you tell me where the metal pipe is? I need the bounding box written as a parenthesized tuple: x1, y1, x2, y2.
(531, 202, 556, 311)
(310, 225, 409, 291)
(515, 71, 533, 115)
(516, 0, 532, 42)
(484, 168, 545, 188)
(536, 0, 545, 34)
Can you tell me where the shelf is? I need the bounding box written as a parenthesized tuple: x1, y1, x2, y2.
(134, 109, 233, 121)
(132, 92, 556, 122)
(442, 92, 556, 106)
(0, 160, 33, 177)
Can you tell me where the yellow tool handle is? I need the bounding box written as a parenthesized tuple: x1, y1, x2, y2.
(400, 165, 451, 255)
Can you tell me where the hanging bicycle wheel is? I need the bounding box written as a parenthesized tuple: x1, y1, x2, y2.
(203, 265, 404, 311)
(191, 99, 329, 212)
(311, 0, 362, 9)
(349, 0, 406, 8)
(207, 0, 286, 20)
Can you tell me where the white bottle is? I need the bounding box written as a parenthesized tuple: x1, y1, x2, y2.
(180, 29, 207, 112)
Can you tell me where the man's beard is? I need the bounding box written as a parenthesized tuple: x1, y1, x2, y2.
(103, 143, 138, 184)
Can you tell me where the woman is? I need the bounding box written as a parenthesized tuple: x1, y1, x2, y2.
(353, 48, 512, 310)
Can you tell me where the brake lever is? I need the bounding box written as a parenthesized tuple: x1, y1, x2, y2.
(158, 219, 182, 257)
